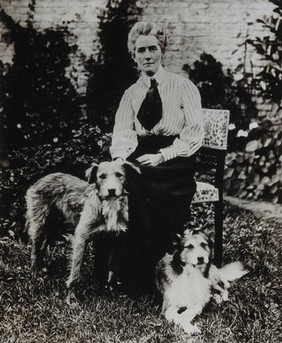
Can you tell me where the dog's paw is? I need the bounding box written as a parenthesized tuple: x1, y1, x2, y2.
(212, 290, 229, 303)
(181, 322, 201, 335)
(164, 307, 177, 322)
(212, 294, 223, 304)
(66, 278, 76, 290)
(222, 290, 229, 302)
(66, 290, 78, 307)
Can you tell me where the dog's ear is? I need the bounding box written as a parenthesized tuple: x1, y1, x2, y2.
(85, 163, 99, 184)
(173, 233, 182, 247)
(171, 250, 184, 275)
(166, 233, 182, 255)
(122, 161, 141, 193)
(204, 260, 212, 278)
(123, 161, 141, 174)
(208, 236, 213, 249)
(206, 234, 213, 250)
(169, 233, 185, 274)
(204, 234, 213, 278)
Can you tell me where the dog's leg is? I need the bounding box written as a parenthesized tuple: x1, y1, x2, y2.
(212, 282, 229, 303)
(164, 306, 181, 324)
(161, 297, 170, 316)
(106, 236, 121, 290)
(66, 217, 92, 303)
(26, 201, 49, 271)
(106, 245, 115, 290)
(164, 305, 202, 335)
(177, 305, 203, 335)
(66, 232, 88, 288)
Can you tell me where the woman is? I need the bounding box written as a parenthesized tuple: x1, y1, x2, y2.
(110, 21, 204, 292)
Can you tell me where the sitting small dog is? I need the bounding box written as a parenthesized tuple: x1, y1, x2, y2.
(26, 160, 139, 302)
(155, 230, 248, 335)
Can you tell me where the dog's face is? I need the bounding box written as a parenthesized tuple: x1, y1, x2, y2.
(180, 231, 212, 269)
(86, 160, 140, 198)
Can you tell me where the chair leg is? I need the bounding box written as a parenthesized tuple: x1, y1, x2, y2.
(214, 200, 223, 267)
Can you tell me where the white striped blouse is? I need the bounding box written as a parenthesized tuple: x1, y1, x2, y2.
(110, 65, 204, 161)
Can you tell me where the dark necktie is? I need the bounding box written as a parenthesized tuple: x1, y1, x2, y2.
(137, 78, 162, 131)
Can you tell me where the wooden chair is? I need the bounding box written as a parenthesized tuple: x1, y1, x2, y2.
(192, 108, 230, 267)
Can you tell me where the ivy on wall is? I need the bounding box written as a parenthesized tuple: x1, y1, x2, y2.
(85, 0, 142, 131)
(235, 0, 282, 203)
(183, 53, 258, 152)
(247, 0, 282, 107)
(0, 10, 81, 152)
(184, 0, 282, 204)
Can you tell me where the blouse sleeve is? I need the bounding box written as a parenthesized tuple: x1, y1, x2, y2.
(159, 79, 204, 161)
(110, 87, 138, 160)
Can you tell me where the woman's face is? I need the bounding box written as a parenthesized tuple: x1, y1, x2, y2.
(134, 35, 163, 76)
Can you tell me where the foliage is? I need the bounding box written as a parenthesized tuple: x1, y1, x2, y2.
(183, 53, 258, 151)
(0, 125, 112, 237)
(246, 0, 282, 106)
(85, 0, 141, 131)
(0, 204, 281, 342)
(224, 125, 282, 203)
(0, 1, 143, 153)
(227, 0, 282, 203)
(0, 10, 81, 152)
(184, 51, 281, 203)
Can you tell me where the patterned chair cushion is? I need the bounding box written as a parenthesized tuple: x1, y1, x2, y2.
(202, 109, 230, 150)
(192, 181, 219, 203)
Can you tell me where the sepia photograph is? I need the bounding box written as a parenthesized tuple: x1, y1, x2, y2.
(0, 0, 281, 342)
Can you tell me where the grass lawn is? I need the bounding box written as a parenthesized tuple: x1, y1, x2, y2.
(0, 203, 281, 343)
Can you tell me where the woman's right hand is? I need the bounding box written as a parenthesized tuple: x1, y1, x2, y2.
(136, 153, 164, 167)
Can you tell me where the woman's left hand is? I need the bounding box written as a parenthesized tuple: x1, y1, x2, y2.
(136, 153, 164, 167)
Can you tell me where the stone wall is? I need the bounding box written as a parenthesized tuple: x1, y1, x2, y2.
(141, 0, 275, 75)
(0, 0, 275, 94)
(0, 0, 108, 94)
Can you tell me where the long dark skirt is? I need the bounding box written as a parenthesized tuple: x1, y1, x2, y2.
(120, 135, 196, 293)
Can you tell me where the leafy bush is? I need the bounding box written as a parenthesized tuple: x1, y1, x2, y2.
(184, 52, 281, 203)
(0, 0, 143, 238)
(0, 10, 81, 152)
(246, 0, 282, 106)
(232, 0, 282, 203)
(231, 0, 282, 203)
(224, 122, 281, 203)
(0, 125, 112, 239)
(183, 53, 258, 151)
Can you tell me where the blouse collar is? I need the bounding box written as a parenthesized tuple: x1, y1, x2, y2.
(141, 65, 166, 87)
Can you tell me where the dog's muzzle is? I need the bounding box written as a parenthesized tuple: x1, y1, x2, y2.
(102, 189, 129, 200)
(108, 189, 118, 197)
(197, 257, 205, 265)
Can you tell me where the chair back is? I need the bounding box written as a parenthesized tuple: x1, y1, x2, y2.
(195, 108, 230, 189)
(202, 109, 230, 151)
(194, 109, 230, 267)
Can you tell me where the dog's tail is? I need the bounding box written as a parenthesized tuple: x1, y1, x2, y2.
(219, 261, 248, 283)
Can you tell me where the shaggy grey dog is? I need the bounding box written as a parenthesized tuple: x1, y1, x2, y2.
(25, 160, 139, 302)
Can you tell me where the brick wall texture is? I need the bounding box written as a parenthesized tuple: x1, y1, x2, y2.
(0, 0, 279, 118)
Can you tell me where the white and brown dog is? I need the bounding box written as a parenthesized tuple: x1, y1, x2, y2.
(155, 230, 248, 335)
(25, 160, 139, 302)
